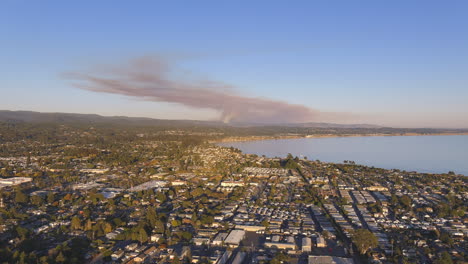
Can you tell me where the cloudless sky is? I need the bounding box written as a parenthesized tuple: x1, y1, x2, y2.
(1, 0, 467, 127)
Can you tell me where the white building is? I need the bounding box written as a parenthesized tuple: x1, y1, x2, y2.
(0, 177, 32, 189)
(220, 181, 245, 187)
(129, 180, 168, 191)
(150, 233, 163, 242)
(235, 225, 266, 232)
(308, 256, 354, 264)
(171, 180, 187, 186)
(80, 168, 108, 174)
(224, 229, 245, 247)
(302, 237, 312, 252)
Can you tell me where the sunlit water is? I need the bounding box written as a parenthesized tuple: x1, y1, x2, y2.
(218, 135, 468, 175)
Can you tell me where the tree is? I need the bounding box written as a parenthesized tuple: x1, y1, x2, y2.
(55, 251, 66, 263)
(71, 216, 82, 230)
(270, 252, 290, 264)
(171, 219, 181, 227)
(103, 222, 113, 234)
(31, 195, 44, 206)
(16, 226, 29, 240)
(440, 232, 453, 246)
(351, 229, 378, 255)
(399, 195, 412, 210)
(146, 208, 158, 226)
(39, 256, 49, 264)
(180, 231, 192, 241)
(18, 251, 27, 264)
(434, 251, 453, 264)
(84, 219, 93, 231)
(436, 203, 450, 218)
(15, 190, 28, 204)
(190, 187, 204, 198)
(156, 192, 167, 203)
(47, 192, 55, 204)
(200, 215, 214, 226)
(173, 256, 181, 264)
(390, 194, 398, 205)
(322, 230, 330, 239)
(138, 228, 148, 243)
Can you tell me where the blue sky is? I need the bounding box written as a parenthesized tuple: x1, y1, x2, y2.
(1, 0, 467, 127)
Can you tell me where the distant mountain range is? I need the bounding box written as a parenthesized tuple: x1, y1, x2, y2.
(235, 122, 382, 129)
(0, 110, 223, 127)
(0, 110, 382, 128)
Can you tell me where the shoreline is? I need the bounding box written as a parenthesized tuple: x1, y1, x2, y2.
(212, 132, 468, 143)
(213, 133, 468, 176)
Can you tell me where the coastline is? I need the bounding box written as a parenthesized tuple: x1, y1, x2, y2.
(212, 132, 468, 143)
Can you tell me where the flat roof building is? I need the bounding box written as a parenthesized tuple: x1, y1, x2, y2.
(302, 237, 312, 252)
(212, 232, 228, 246)
(231, 251, 246, 264)
(0, 177, 32, 189)
(265, 242, 296, 250)
(308, 256, 354, 264)
(224, 229, 245, 247)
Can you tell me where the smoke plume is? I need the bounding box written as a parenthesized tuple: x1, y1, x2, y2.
(65, 56, 344, 124)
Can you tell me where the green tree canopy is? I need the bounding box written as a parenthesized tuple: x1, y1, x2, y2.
(434, 251, 453, 264)
(351, 229, 378, 255)
(15, 190, 28, 204)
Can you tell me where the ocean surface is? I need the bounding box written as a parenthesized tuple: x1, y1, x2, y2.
(218, 135, 468, 176)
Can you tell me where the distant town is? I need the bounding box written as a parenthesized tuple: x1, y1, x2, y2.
(0, 121, 466, 264)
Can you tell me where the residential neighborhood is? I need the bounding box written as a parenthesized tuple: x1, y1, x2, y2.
(0, 124, 466, 264)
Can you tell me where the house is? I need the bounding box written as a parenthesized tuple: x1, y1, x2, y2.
(106, 227, 125, 240)
(316, 235, 326, 248)
(111, 249, 124, 261)
(151, 233, 163, 242)
(265, 242, 296, 250)
(171, 180, 187, 186)
(192, 236, 210, 246)
(126, 243, 139, 251)
(144, 246, 158, 256)
(365, 185, 388, 192)
(235, 224, 266, 232)
(133, 253, 147, 262)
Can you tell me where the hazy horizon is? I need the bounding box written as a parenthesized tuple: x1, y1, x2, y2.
(1, 1, 467, 128)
